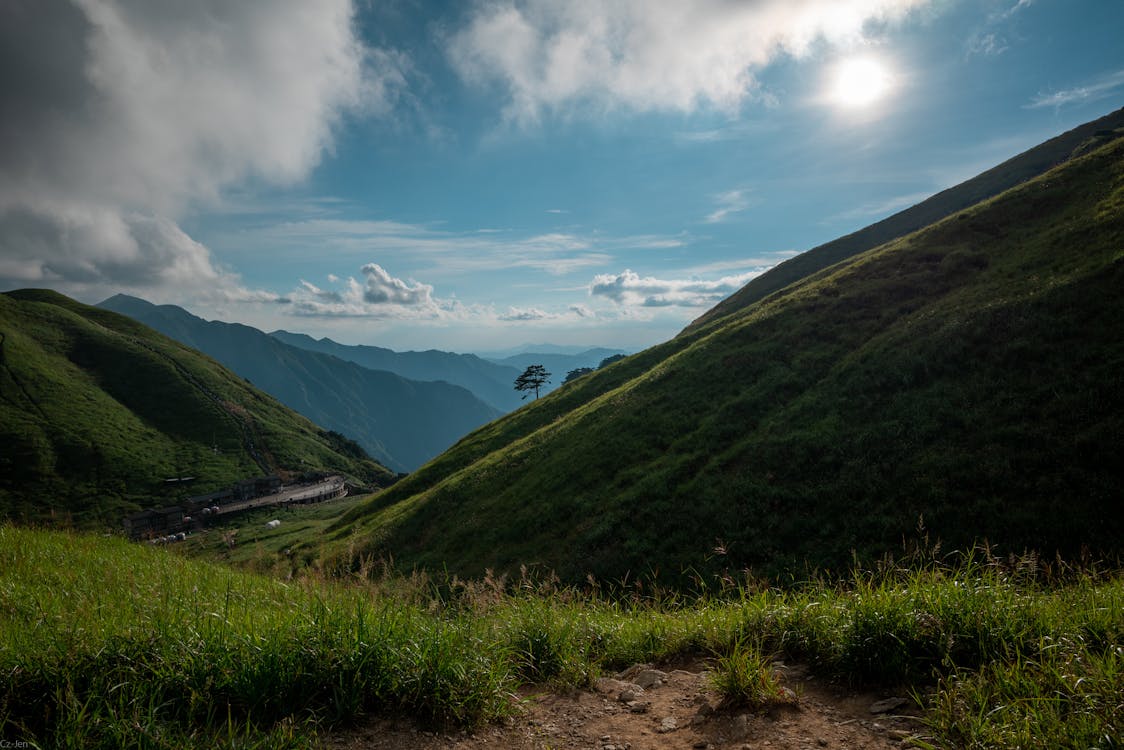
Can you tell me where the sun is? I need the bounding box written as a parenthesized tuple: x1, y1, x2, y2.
(830, 56, 893, 109)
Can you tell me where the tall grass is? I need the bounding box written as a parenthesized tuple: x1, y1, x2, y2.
(2, 526, 1121, 748)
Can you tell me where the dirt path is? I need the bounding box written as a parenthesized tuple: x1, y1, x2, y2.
(327, 660, 925, 749)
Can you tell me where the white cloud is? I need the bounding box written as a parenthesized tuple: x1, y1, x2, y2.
(447, 0, 931, 124)
(705, 189, 753, 224)
(569, 304, 594, 318)
(284, 265, 611, 327)
(359, 262, 435, 306)
(288, 264, 440, 318)
(1026, 69, 1124, 110)
(996, 0, 1034, 21)
(966, 32, 1008, 57)
(0, 0, 381, 301)
(589, 268, 767, 308)
(498, 306, 551, 321)
(233, 218, 686, 276)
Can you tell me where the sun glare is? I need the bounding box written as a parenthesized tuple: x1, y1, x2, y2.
(830, 56, 893, 109)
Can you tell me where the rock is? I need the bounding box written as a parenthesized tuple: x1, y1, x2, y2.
(635, 669, 668, 689)
(626, 701, 650, 714)
(870, 697, 907, 714)
(619, 688, 644, 703)
(595, 678, 629, 695)
(730, 714, 751, 740)
(657, 716, 679, 733)
(616, 664, 646, 680)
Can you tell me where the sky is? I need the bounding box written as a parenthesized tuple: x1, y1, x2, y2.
(2, 0, 1123, 353)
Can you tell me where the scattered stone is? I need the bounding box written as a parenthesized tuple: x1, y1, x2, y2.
(626, 701, 650, 714)
(657, 716, 679, 733)
(693, 741, 709, 749)
(616, 664, 646, 680)
(731, 714, 751, 741)
(635, 669, 669, 689)
(619, 688, 644, 703)
(869, 697, 907, 714)
(595, 678, 629, 695)
(817, 737, 829, 746)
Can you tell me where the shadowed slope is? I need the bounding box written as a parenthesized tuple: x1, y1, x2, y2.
(99, 296, 503, 472)
(0, 290, 393, 525)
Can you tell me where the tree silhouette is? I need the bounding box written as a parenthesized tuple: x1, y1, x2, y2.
(564, 366, 594, 383)
(514, 364, 551, 400)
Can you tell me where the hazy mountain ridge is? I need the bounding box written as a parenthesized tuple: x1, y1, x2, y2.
(0, 290, 393, 525)
(269, 329, 525, 412)
(99, 296, 502, 472)
(270, 331, 628, 410)
(327, 130, 1124, 582)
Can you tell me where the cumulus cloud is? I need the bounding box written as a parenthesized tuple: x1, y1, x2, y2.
(288, 264, 440, 318)
(360, 263, 435, 306)
(0, 0, 377, 299)
(498, 306, 551, 321)
(447, 0, 931, 124)
(589, 268, 767, 308)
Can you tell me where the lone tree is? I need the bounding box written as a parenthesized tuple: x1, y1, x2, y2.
(514, 364, 551, 400)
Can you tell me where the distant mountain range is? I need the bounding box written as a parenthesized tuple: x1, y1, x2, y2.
(271, 331, 626, 410)
(98, 296, 502, 473)
(99, 296, 628, 471)
(325, 111, 1124, 583)
(0, 290, 393, 526)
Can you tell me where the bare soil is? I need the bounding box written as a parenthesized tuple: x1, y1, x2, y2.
(326, 660, 926, 749)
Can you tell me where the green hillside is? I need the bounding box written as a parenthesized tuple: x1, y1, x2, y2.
(687, 105, 1124, 333)
(328, 133, 1124, 583)
(0, 290, 394, 526)
(99, 294, 503, 473)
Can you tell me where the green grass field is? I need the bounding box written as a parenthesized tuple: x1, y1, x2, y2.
(2, 526, 1120, 748)
(179, 494, 369, 574)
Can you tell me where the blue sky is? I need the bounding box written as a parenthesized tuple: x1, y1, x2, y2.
(2, 0, 1123, 352)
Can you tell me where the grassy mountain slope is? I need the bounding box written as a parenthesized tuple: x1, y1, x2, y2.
(687, 106, 1124, 333)
(100, 296, 502, 472)
(0, 290, 393, 526)
(270, 329, 525, 412)
(328, 135, 1124, 583)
